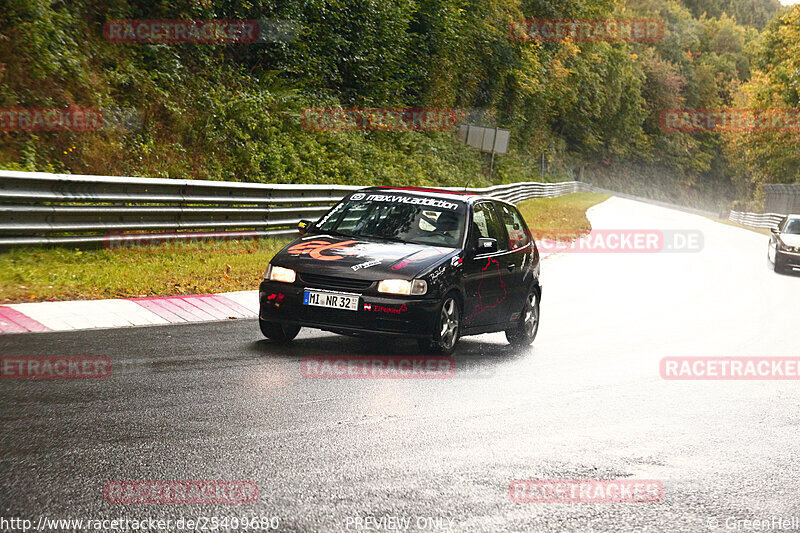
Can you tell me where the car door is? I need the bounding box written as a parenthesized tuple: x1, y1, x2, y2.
(495, 202, 532, 319)
(462, 202, 513, 329)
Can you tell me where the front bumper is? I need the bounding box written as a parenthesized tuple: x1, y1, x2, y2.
(259, 280, 440, 338)
(776, 249, 800, 269)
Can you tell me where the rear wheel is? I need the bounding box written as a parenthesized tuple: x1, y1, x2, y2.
(418, 295, 460, 355)
(506, 289, 540, 346)
(259, 320, 301, 343)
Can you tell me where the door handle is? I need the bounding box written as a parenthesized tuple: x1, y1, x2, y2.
(507, 263, 516, 271)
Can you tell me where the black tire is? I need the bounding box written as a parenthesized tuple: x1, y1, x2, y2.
(418, 294, 461, 356)
(506, 288, 540, 346)
(259, 320, 301, 343)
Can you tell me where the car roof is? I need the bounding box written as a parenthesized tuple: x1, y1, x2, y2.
(357, 186, 514, 207)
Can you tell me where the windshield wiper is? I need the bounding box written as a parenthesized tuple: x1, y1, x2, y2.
(372, 234, 410, 244)
(324, 229, 354, 239)
(351, 233, 408, 244)
(368, 235, 418, 244)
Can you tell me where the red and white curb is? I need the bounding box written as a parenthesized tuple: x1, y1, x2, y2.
(0, 291, 258, 334)
(0, 255, 558, 334)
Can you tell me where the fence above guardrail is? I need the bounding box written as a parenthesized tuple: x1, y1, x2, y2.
(0, 170, 581, 247)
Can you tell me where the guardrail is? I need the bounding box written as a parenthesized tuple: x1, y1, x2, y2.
(728, 210, 784, 230)
(0, 170, 581, 247)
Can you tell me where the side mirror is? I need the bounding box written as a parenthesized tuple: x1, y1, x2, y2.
(297, 220, 312, 235)
(477, 237, 498, 254)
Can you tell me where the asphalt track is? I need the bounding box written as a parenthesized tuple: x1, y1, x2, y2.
(2, 197, 800, 532)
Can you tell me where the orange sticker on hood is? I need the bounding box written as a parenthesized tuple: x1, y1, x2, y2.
(287, 240, 359, 261)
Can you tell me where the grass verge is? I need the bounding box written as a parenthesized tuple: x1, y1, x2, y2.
(710, 217, 772, 236)
(0, 192, 611, 303)
(0, 238, 288, 304)
(516, 192, 611, 240)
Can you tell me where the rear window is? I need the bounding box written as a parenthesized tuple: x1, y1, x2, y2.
(497, 203, 531, 250)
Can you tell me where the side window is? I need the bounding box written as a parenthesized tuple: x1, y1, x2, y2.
(471, 203, 508, 252)
(497, 203, 531, 250)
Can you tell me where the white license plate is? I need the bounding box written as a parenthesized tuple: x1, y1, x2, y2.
(303, 290, 360, 311)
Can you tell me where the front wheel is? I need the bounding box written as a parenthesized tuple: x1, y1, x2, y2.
(259, 320, 301, 343)
(418, 295, 461, 355)
(506, 289, 540, 346)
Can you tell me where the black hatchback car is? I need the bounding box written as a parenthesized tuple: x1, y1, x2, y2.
(259, 187, 541, 354)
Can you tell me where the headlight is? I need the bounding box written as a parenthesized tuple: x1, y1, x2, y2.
(377, 279, 427, 296)
(266, 265, 296, 283)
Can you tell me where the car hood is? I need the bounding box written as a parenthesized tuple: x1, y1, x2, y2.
(779, 234, 800, 248)
(272, 234, 457, 280)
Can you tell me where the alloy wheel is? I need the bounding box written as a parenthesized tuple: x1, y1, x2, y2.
(440, 298, 459, 350)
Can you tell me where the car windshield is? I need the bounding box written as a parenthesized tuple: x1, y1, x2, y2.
(784, 219, 800, 235)
(315, 193, 466, 248)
